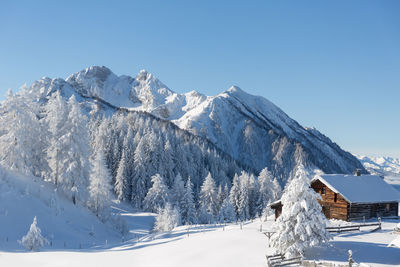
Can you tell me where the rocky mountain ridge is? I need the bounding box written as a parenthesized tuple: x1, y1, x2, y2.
(27, 66, 366, 181)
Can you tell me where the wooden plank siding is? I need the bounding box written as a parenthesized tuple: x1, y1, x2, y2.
(348, 202, 398, 221)
(311, 179, 348, 221)
(270, 202, 282, 221)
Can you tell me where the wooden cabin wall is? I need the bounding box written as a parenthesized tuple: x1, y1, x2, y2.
(311, 180, 348, 221)
(348, 202, 398, 221)
(272, 203, 283, 220)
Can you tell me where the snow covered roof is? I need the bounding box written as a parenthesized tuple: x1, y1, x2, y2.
(268, 199, 282, 208)
(312, 174, 400, 204)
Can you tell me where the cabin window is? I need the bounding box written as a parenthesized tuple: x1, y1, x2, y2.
(321, 187, 326, 195)
(386, 203, 390, 212)
(334, 193, 337, 203)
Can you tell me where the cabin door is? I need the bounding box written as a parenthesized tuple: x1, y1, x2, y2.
(322, 205, 330, 219)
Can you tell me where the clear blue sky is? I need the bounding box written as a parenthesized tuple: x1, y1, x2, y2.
(1, 0, 399, 157)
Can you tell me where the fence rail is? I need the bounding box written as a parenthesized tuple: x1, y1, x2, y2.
(326, 218, 381, 233)
(266, 254, 302, 267)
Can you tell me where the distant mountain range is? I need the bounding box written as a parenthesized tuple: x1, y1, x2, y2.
(356, 155, 400, 177)
(26, 66, 366, 182)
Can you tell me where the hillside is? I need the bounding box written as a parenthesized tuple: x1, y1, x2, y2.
(0, 166, 138, 251)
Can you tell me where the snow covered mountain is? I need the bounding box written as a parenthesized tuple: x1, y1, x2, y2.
(27, 66, 366, 181)
(356, 155, 400, 177)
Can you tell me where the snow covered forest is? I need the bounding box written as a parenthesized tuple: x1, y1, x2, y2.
(0, 88, 283, 226)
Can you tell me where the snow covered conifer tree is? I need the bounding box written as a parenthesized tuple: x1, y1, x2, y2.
(171, 173, 185, 211)
(218, 196, 236, 223)
(144, 174, 169, 213)
(216, 185, 225, 215)
(247, 173, 259, 218)
(237, 172, 250, 221)
(132, 136, 149, 209)
(257, 167, 279, 213)
(270, 165, 331, 257)
(199, 172, 218, 218)
(88, 150, 113, 220)
(62, 95, 91, 204)
(229, 173, 241, 219)
(45, 94, 91, 204)
(181, 176, 197, 225)
(19, 216, 48, 251)
(261, 205, 273, 221)
(272, 177, 282, 200)
(115, 150, 129, 202)
(161, 139, 174, 187)
(153, 203, 180, 232)
(0, 89, 44, 176)
(45, 91, 69, 186)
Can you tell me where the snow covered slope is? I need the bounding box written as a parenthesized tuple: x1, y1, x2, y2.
(2, 217, 399, 266)
(356, 155, 400, 177)
(27, 66, 365, 181)
(0, 166, 124, 251)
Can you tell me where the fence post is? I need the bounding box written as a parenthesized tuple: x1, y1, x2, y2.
(363, 216, 365, 225)
(348, 250, 354, 267)
(378, 217, 381, 229)
(338, 224, 341, 233)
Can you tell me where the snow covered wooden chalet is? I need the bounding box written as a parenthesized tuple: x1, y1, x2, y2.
(271, 174, 400, 221)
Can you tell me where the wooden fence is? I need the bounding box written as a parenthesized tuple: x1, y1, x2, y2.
(266, 254, 302, 267)
(326, 218, 381, 233)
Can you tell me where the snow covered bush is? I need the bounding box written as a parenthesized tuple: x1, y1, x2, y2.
(19, 216, 48, 251)
(270, 165, 331, 257)
(153, 203, 180, 232)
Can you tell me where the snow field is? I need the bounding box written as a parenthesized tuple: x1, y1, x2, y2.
(0, 221, 269, 267)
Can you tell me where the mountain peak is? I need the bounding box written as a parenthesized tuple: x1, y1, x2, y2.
(227, 85, 243, 93)
(67, 65, 114, 84)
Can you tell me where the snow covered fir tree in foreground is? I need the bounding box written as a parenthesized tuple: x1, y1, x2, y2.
(270, 166, 331, 257)
(0, 66, 399, 266)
